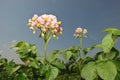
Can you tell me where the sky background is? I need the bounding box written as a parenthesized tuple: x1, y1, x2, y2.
(0, 0, 120, 63)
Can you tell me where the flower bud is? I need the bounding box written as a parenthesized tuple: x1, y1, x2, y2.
(53, 34, 56, 38)
(57, 21, 61, 25)
(25, 60, 30, 66)
(41, 33, 45, 37)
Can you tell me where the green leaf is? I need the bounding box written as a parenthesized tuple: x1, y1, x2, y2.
(51, 59, 65, 69)
(39, 65, 49, 75)
(115, 71, 120, 80)
(29, 58, 39, 68)
(30, 61, 39, 68)
(6, 60, 21, 75)
(102, 33, 115, 53)
(81, 62, 97, 80)
(61, 46, 80, 60)
(106, 48, 119, 60)
(103, 28, 118, 33)
(15, 73, 26, 80)
(11, 41, 29, 49)
(95, 52, 104, 61)
(10, 66, 21, 75)
(46, 65, 59, 80)
(62, 51, 73, 60)
(29, 44, 38, 54)
(47, 50, 59, 63)
(113, 30, 120, 36)
(96, 61, 117, 80)
(112, 60, 120, 72)
(103, 28, 120, 36)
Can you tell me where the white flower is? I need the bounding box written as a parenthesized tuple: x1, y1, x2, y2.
(75, 27, 82, 33)
(83, 29, 88, 34)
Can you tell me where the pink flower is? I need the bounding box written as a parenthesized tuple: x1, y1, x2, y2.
(27, 14, 63, 39)
(32, 14, 38, 21)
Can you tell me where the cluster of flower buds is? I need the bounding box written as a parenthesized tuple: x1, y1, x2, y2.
(74, 27, 88, 38)
(27, 14, 62, 39)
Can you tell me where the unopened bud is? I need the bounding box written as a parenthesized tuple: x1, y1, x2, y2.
(57, 21, 61, 25)
(41, 33, 45, 37)
(25, 60, 30, 66)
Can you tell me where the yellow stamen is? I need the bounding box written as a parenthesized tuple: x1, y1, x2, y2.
(36, 22, 41, 27)
(48, 23, 52, 27)
(43, 18, 48, 22)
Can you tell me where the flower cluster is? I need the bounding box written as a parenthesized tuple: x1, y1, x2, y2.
(74, 27, 88, 38)
(27, 14, 62, 39)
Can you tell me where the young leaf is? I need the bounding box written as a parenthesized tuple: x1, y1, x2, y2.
(81, 62, 97, 80)
(96, 61, 117, 80)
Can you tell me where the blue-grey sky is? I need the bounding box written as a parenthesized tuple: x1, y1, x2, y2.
(0, 0, 120, 63)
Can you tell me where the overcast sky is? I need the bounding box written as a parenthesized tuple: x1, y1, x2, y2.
(0, 0, 120, 63)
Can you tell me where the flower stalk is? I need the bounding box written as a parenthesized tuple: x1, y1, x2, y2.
(74, 27, 88, 58)
(43, 39, 48, 64)
(79, 37, 82, 58)
(43, 34, 52, 64)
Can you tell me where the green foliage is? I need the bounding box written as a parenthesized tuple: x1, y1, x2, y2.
(51, 59, 65, 69)
(81, 62, 97, 80)
(6, 60, 21, 75)
(62, 50, 73, 60)
(102, 33, 115, 53)
(0, 27, 120, 80)
(96, 61, 117, 80)
(47, 50, 60, 63)
(46, 65, 59, 80)
(103, 28, 120, 36)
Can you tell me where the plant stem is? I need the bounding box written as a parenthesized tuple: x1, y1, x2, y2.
(43, 35, 52, 64)
(44, 40, 47, 64)
(79, 37, 82, 58)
